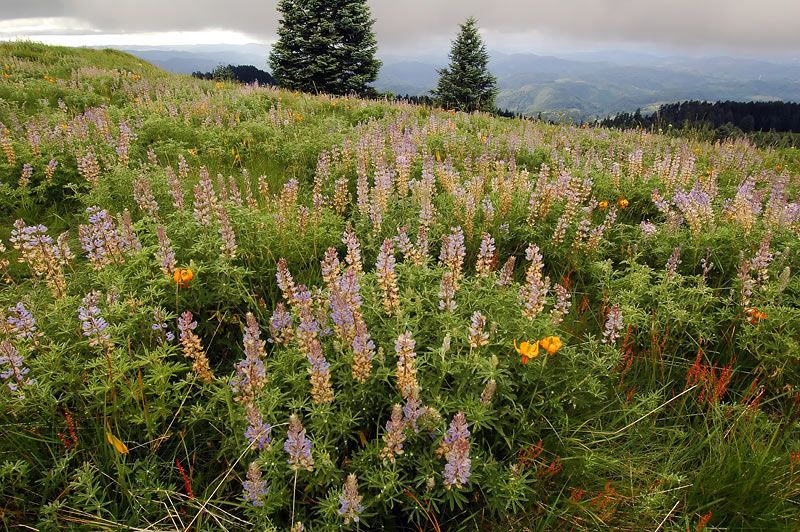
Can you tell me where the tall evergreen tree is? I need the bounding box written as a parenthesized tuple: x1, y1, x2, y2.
(432, 17, 497, 113)
(269, 0, 381, 96)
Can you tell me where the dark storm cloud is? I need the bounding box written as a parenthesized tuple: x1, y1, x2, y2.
(2, 0, 799, 53)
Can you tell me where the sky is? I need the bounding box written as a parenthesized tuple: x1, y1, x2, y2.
(1, 0, 799, 58)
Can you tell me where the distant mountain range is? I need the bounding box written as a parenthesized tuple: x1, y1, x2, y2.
(114, 45, 800, 122)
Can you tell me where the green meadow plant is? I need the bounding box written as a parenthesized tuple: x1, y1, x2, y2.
(0, 42, 799, 531)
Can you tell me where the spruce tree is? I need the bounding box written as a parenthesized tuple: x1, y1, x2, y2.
(269, 0, 381, 96)
(433, 17, 497, 113)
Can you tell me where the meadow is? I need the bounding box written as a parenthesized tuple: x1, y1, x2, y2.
(0, 41, 799, 531)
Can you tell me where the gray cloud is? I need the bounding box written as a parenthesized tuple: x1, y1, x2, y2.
(1, 0, 799, 54)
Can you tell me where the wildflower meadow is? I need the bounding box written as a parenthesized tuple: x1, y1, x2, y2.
(1, 42, 799, 531)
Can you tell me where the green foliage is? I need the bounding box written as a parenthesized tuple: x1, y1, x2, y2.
(432, 17, 498, 113)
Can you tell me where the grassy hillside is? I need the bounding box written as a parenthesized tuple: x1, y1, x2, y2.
(1, 42, 799, 531)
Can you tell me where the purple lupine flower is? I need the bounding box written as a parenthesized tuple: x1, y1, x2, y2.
(155, 225, 176, 276)
(443, 437, 471, 490)
(192, 166, 217, 228)
(351, 317, 374, 383)
(146, 146, 158, 166)
(78, 291, 111, 348)
(551, 284, 571, 327)
(44, 158, 58, 181)
(395, 331, 418, 400)
(475, 233, 495, 278)
(306, 337, 333, 404)
(268, 303, 293, 346)
(228, 176, 243, 206)
(216, 203, 237, 259)
(468, 311, 489, 348)
(444, 411, 471, 445)
(244, 401, 272, 451)
(133, 175, 159, 219)
(151, 308, 174, 344)
(19, 163, 32, 187)
(329, 285, 355, 344)
(439, 226, 465, 287)
(700, 247, 714, 282)
(519, 244, 548, 319)
(640, 220, 657, 236)
(118, 209, 141, 254)
(338, 473, 364, 524)
(166, 166, 184, 212)
(497, 256, 516, 287)
(402, 394, 424, 433)
(342, 224, 363, 274)
(651, 189, 671, 213)
(665, 246, 682, 281)
(320, 247, 341, 290)
(177, 153, 189, 179)
(673, 182, 714, 238)
(481, 196, 495, 222)
(6, 302, 37, 340)
(79, 206, 125, 270)
(750, 232, 774, 284)
(602, 304, 623, 345)
(0, 340, 35, 400)
(276, 258, 297, 304)
(381, 403, 407, 462)
(231, 313, 268, 402)
(376, 237, 400, 315)
(438, 271, 457, 312)
(285, 414, 314, 471)
(242, 461, 268, 506)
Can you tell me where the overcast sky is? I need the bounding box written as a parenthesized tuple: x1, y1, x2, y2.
(1, 0, 799, 57)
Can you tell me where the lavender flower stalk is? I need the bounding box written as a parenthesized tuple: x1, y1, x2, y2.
(268, 303, 294, 346)
(78, 291, 111, 348)
(395, 332, 418, 400)
(438, 271, 457, 312)
(231, 313, 268, 402)
(519, 244, 549, 319)
(0, 340, 35, 400)
(6, 302, 38, 340)
(497, 256, 516, 287)
(285, 414, 314, 471)
(381, 403, 406, 462)
(78, 207, 125, 270)
(216, 203, 237, 259)
(339, 474, 364, 524)
(151, 308, 174, 344)
(242, 461, 268, 506)
(550, 284, 571, 327)
(468, 311, 489, 348)
(178, 311, 213, 382)
(155, 225, 176, 277)
(475, 232, 496, 278)
(133, 175, 159, 219)
(244, 402, 272, 451)
(602, 304, 624, 345)
(376, 238, 400, 315)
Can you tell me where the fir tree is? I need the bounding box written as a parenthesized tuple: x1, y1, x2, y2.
(433, 17, 497, 113)
(269, 0, 381, 96)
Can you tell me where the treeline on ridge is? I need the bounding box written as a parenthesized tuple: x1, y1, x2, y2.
(191, 64, 276, 86)
(601, 100, 800, 134)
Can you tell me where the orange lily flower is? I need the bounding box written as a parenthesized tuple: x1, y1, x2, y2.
(173, 268, 194, 288)
(514, 340, 539, 365)
(598, 201, 609, 210)
(539, 336, 563, 355)
(618, 199, 629, 209)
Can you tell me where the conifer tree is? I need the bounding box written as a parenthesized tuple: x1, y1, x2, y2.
(433, 17, 497, 113)
(269, 0, 381, 96)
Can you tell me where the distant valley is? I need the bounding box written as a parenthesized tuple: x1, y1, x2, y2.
(116, 45, 800, 122)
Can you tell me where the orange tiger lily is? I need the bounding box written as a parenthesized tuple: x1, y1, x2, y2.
(514, 340, 539, 365)
(173, 268, 194, 288)
(539, 336, 563, 355)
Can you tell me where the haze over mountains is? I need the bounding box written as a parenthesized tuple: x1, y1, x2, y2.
(116, 44, 800, 122)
